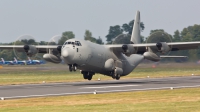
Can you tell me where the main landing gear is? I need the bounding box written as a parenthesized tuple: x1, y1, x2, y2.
(81, 71, 95, 80)
(69, 64, 77, 72)
(110, 71, 121, 80)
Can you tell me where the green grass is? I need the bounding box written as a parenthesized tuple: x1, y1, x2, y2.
(0, 88, 200, 112)
(0, 63, 200, 85)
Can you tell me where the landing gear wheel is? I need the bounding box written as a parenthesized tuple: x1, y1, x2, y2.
(87, 75, 92, 80)
(72, 65, 77, 71)
(69, 65, 72, 72)
(110, 72, 115, 79)
(83, 72, 88, 79)
(116, 74, 120, 80)
(88, 73, 93, 81)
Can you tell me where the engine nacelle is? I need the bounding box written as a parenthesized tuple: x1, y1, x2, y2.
(156, 42, 170, 54)
(104, 58, 115, 71)
(43, 54, 62, 63)
(122, 44, 135, 56)
(24, 45, 37, 57)
(143, 52, 160, 62)
(57, 45, 62, 53)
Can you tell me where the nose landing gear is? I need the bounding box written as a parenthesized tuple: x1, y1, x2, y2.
(110, 70, 121, 80)
(69, 64, 77, 72)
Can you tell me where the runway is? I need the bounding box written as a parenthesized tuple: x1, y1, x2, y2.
(0, 76, 200, 99)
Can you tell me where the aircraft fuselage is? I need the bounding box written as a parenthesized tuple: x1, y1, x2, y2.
(62, 39, 144, 77)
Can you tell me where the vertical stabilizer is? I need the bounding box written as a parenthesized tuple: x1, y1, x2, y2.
(14, 57, 17, 63)
(131, 11, 141, 44)
(1, 58, 5, 63)
(28, 57, 31, 61)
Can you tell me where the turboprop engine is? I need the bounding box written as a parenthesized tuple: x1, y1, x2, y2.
(43, 45, 62, 64)
(122, 44, 135, 56)
(156, 42, 170, 54)
(23, 45, 37, 57)
(43, 54, 62, 63)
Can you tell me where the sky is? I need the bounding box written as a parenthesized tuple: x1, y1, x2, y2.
(0, 0, 200, 43)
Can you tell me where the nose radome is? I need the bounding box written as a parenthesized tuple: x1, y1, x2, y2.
(61, 49, 68, 58)
(61, 48, 75, 60)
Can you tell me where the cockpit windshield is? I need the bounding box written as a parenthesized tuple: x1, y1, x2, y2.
(62, 41, 82, 48)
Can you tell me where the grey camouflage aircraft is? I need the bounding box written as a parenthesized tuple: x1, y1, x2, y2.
(1, 11, 200, 80)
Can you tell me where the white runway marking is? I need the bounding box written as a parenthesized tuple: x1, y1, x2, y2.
(80, 85, 141, 89)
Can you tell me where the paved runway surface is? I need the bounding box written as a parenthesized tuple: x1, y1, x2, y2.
(0, 76, 200, 99)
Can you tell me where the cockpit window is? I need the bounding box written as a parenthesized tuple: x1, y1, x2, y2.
(75, 41, 82, 46)
(62, 41, 82, 48)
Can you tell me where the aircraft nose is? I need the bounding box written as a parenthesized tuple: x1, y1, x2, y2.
(61, 49, 69, 58)
(61, 48, 74, 60)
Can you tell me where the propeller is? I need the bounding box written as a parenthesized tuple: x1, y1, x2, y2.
(113, 34, 139, 54)
(46, 35, 62, 62)
(146, 31, 172, 56)
(112, 34, 131, 45)
(13, 34, 39, 60)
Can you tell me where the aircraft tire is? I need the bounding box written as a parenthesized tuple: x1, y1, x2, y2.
(87, 75, 92, 80)
(87, 72, 94, 80)
(69, 65, 72, 72)
(115, 74, 120, 80)
(73, 66, 77, 71)
(83, 72, 88, 79)
(111, 72, 115, 79)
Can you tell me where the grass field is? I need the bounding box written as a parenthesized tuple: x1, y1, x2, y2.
(0, 63, 200, 112)
(0, 88, 200, 112)
(0, 62, 200, 85)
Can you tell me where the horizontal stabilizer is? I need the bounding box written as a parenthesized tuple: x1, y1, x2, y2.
(160, 56, 188, 58)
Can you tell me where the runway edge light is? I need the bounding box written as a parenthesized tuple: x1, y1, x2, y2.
(93, 90, 97, 94)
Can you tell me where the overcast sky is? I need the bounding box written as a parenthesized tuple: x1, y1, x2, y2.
(0, 0, 200, 43)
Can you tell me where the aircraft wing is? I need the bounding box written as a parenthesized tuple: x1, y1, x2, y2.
(0, 45, 58, 53)
(106, 41, 200, 54)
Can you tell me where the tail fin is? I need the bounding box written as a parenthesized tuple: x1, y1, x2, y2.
(131, 10, 141, 44)
(28, 57, 31, 61)
(1, 58, 5, 63)
(14, 57, 17, 62)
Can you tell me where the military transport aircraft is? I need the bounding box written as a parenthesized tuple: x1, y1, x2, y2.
(1, 11, 200, 80)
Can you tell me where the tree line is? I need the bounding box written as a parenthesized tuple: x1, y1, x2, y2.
(0, 19, 200, 62)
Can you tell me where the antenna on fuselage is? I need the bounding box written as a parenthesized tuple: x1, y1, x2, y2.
(130, 10, 141, 44)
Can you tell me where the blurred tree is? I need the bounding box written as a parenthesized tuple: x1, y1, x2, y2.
(106, 20, 145, 44)
(173, 30, 181, 42)
(39, 41, 47, 45)
(58, 31, 75, 45)
(106, 25, 123, 44)
(84, 30, 97, 43)
(112, 34, 131, 44)
(21, 39, 37, 45)
(96, 36, 104, 45)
